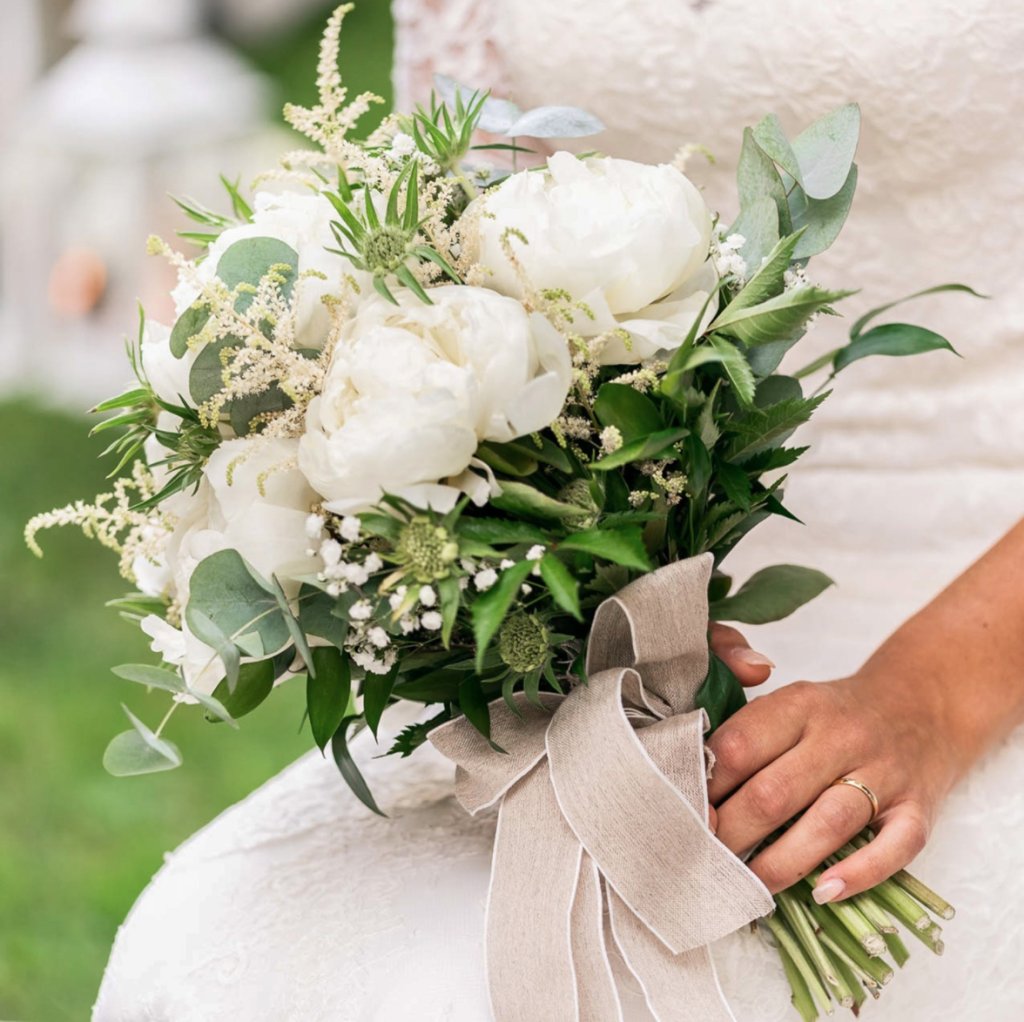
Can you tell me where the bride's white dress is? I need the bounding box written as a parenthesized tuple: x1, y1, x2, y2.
(94, 1, 1024, 1019)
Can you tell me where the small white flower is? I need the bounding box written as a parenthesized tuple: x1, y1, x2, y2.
(421, 610, 443, 630)
(326, 582, 343, 597)
(521, 584, 533, 596)
(400, 614, 419, 634)
(305, 513, 326, 540)
(600, 425, 623, 454)
(342, 562, 370, 586)
(350, 599, 373, 621)
(388, 585, 408, 612)
(419, 585, 437, 607)
(391, 131, 417, 160)
(724, 233, 746, 251)
(500, 558, 516, 570)
(340, 516, 361, 542)
(367, 626, 390, 649)
(351, 647, 396, 675)
(364, 552, 383, 572)
(320, 538, 343, 567)
(526, 545, 545, 561)
(460, 558, 477, 573)
(474, 568, 498, 591)
(458, 577, 470, 590)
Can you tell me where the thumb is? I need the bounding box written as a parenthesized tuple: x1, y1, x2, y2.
(709, 622, 775, 687)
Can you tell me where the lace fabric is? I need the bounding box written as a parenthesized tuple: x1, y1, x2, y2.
(94, 3, 1024, 1018)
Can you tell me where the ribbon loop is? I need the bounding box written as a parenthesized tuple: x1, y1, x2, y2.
(430, 553, 774, 1021)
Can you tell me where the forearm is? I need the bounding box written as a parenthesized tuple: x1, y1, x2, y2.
(856, 515, 1024, 777)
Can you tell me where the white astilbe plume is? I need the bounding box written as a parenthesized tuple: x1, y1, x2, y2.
(25, 461, 175, 585)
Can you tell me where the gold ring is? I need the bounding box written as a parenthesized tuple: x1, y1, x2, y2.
(830, 777, 879, 821)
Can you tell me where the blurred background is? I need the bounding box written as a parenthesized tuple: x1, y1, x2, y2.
(0, 1, 393, 1017)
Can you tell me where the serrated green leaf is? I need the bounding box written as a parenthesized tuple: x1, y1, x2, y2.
(727, 394, 827, 461)
(591, 428, 688, 471)
(594, 383, 665, 442)
(331, 716, 386, 817)
(709, 564, 834, 624)
(560, 528, 652, 571)
(308, 646, 352, 752)
(833, 322, 960, 374)
(456, 518, 549, 545)
(539, 554, 582, 620)
(716, 462, 753, 511)
(684, 432, 712, 497)
(385, 711, 450, 757)
(471, 560, 534, 668)
(726, 230, 808, 316)
(710, 286, 856, 348)
(708, 336, 757, 408)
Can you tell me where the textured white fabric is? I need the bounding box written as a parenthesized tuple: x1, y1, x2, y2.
(94, 3, 1024, 1019)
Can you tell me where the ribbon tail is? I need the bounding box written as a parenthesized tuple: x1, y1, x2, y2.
(607, 890, 737, 1022)
(487, 765, 582, 1022)
(571, 853, 623, 1022)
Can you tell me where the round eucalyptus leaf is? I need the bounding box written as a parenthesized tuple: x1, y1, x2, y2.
(505, 105, 605, 139)
(216, 237, 299, 312)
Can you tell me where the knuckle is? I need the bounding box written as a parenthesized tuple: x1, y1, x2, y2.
(901, 812, 929, 858)
(712, 726, 755, 775)
(814, 793, 864, 838)
(746, 771, 792, 822)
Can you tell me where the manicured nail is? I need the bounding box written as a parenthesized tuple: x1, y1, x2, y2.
(813, 877, 846, 905)
(731, 647, 776, 669)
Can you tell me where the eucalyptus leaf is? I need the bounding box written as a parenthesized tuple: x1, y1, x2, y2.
(186, 608, 241, 690)
(833, 323, 960, 373)
(729, 197, 780, 274)
(169, 303, 210, 359)
(433, 73, 521, 134)
(216, 236, 299, 312)
(737, 128, 792, 236)
(752, 113, 802, 184)
(790, 103, 860, 200)
(789, 165, 858, 259)
(297, 585, 349, 649)
(186, 549, 292, 665)
(103, 705, 182, 776)
(331, 716, 386, 817)
(505, 105, 605, 139)
(111, 663, 184, 694)
(709, 564, 834, 624)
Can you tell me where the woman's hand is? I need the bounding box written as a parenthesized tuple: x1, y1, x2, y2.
(705, 666, 966, 905)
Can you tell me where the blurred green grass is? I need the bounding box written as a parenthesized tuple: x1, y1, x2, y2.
(0, 4, 393, 1018)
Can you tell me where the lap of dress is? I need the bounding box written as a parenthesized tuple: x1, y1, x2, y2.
(93, 471, 1024, 1021)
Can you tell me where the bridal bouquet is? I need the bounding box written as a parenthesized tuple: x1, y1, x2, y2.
(29, 7, 975, 1019)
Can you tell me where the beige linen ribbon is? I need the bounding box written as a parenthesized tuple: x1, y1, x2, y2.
(430, 553, 774, 1021)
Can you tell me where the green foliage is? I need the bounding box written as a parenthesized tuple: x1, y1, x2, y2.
(103, 706, 182, 777)
(709, 564, 835, 625)
(307, 646, 352, 752)
(331, 717, 386, 817)
(471, 560, 535, 668)
(833, 323, 960, 373)
(695, 654, 748, 735)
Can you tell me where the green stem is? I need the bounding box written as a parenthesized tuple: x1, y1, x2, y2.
(851, 891, 898, 935)
(154, 701, 178, 738)
(778, 943, 820, 1022)
(892, 869, 956, 921)
(776, 890, 838, 986)
(872, 879, 933, 932)
(803, 896, 894, 987)
(882, 930, 911, 969)
(805, 867, 887, 958)
(831, 952, 868, 1012)
(901, 919, 945, 956)
(765, 914, 835, 1017)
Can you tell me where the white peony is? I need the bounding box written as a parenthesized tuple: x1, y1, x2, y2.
(299, 285, 572, 514)
(171, 189, 365, 352)
(146, 437, 319, 693)
(466, 152, 717, 364)
(140, 319, 194, 407)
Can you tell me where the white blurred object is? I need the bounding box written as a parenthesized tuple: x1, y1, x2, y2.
(0, 0, 280, 406)
(214, 0, 335, 41)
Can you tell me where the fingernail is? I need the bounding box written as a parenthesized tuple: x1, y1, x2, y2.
(813, 878, 846, 905)
(731, 647, 776, 669)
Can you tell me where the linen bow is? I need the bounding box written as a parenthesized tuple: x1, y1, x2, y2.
(430, 553, 774, 1021)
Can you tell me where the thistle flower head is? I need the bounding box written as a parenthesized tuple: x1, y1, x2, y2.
(395, 517, 459, 583)
(498, 612, 550, 674)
